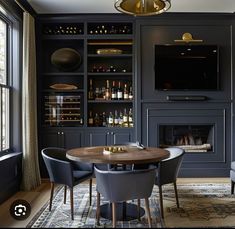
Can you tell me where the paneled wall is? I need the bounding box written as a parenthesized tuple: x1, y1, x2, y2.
(136, 14, 234, 176)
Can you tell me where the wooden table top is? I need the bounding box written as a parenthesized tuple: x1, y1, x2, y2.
(66, 146, 170, 164)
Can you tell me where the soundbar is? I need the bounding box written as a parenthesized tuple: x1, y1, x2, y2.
(167, 95, 208, 101)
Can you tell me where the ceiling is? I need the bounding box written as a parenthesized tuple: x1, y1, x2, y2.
(26, 0, 235, 14)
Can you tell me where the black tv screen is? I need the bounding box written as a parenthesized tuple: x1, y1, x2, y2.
(155, 45, 219, 90)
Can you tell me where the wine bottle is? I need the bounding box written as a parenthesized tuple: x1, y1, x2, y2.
(88, 79, 94, 100)
(114, 110, 119, 126)
(128, 108, 134, 127)
(111, 81, 117, 100)
(118, 111, 123, 126)
(117, 81, 123, 100)
(94, 113, 100, 127)
(102, 112, 107, 127)
(88, 111, 94, 127)
(105, 80, 111, 100)
(108, 112, 114, 127)
(124, 83, 129, 100)
(128, 86, 133, 100)
(122, 108, 128, 127)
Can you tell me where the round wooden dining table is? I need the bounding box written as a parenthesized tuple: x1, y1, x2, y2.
(66, 145, 170, 165)
(66, 145, 170, 221)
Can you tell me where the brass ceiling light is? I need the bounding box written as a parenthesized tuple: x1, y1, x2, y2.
(114, 0, 171, 16)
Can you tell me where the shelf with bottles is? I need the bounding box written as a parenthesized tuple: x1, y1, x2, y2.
(88, 79, 133, 102)
(43, 93, 84, 127)
(88, 106, 134, 128)
(87, 23, 132, 35)
(88, 61, 132, 74)
(42, 23, 84, 36)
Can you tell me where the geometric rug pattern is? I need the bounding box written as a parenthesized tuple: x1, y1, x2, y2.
(27, 183, 235, 228)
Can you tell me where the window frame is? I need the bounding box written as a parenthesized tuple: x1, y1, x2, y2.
(0, 6, 21, 154)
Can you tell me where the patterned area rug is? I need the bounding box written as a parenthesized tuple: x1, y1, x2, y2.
(27, 183, 235, 228)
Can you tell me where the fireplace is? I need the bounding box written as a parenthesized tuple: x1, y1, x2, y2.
(159, 125, 213, 153)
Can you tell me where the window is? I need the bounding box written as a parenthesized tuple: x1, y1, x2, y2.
(0, 16, 10, 151)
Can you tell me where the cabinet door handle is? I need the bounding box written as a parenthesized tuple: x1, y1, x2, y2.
(111, 132, 114, 135)
(58, 132, 60, 135)
(61, 132, 64, 135)
(107, 132, 110, 135)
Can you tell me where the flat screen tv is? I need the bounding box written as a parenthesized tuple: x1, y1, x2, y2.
(155, 44, 219, 90)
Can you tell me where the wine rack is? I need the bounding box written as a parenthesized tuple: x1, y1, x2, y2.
(42, 23, 84, 35)
(87, 23, 132, 35)
(44, 94, 83, 126)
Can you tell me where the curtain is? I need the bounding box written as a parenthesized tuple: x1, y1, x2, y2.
(21, 12, 41, 191)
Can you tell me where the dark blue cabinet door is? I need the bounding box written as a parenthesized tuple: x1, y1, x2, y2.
(63, 131, 84, 149)
(111, 131, 133, 145)
(86, 131, 109, 146)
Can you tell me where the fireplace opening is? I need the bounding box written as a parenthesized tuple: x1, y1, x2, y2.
(159, 125, 213, 153)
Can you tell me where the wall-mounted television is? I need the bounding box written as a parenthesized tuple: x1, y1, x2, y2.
(155, 44, 219, 90)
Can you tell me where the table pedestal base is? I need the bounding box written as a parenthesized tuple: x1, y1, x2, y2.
(100, 202, 145, 221)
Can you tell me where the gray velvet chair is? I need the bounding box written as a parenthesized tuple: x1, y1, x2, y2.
(41, 147, 93, 220)
(94, 165, 156, 228)
(155, 147, 185, 218)
(230, 161, 235, 194)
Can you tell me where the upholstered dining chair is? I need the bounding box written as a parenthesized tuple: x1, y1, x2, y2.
(154, 147, 185, 218)
(230, 161, 235, 194)
(94, 165, 156, 228)
(41, 147, 93, 220)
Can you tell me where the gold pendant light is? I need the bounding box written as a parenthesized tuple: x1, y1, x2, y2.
(114, 0, 171, 16)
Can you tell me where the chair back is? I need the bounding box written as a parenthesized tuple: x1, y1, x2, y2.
(41, 147, 74, 187)
(156, 147, 184, 186)
(94, 165, 156, 202)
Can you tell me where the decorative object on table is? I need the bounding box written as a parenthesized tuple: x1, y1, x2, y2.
(26, 182, 233, 228)
(96, 48, 123, 55)
(103, 146, 125, 155)
(49, 83, 78, 90)
(51, 48, 82, 71)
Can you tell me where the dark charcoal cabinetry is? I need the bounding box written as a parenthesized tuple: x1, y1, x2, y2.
(85, 128, 134, 146)
(37, 17, 135, 177)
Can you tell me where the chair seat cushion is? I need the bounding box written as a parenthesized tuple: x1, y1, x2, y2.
(73, 170, 93, 184)
(231, 162, 235, 171)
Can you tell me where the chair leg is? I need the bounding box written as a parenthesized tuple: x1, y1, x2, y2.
(112, 202, 116, 228)
(159, 185, 164, 219)
(70, 187, 74, 220)
(159, 186, 164, 218)
(49, 182, 54, 211)
(137, 199, 141, 221)
(231, 180, 235, 195)
(89, 179, 92, 206)
(64, 185, 67, 204)
(173, 181, 180, 208)
(96, 191, 100, 226)
(144, 198, 152, 228)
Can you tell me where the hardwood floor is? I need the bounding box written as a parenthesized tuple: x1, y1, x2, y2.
(0, 178, 230, 227)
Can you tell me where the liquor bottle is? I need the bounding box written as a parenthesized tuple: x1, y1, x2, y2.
(105, 80, 111, 100)
(128, 108, 134, 127)
(102, 112, 107, 127)
(94, 113, 100, 127)
(114, 110, 119, 126)
(117, 81, 123, 100)
(108, 112, 114, 127)
(88, 79, 94, 100)
(111, 81, 117, 100)
(128, 86, 133, 100)
(118, 111, 123, 127)
(124, 84, 129, 100)
(88, 111, 94, 127)
(122, 108, 129, 127)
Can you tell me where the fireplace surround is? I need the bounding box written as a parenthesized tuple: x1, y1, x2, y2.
(142, 103, 231, 177)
